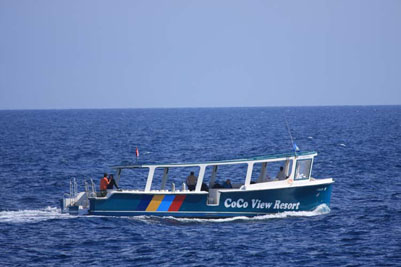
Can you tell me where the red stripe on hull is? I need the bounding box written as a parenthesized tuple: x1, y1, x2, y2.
(168, 195, 186, 211)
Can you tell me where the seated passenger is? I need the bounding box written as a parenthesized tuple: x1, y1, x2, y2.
(212, 182, 223, 189)
(107, 174, 119, 190)
(276, 166, 287, 180)
(99, 173, 110, 197)
(186, 171, 197, 191)
(222, 179, 232, 188)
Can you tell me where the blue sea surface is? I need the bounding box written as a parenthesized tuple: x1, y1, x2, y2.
(1, 106, 401, 266)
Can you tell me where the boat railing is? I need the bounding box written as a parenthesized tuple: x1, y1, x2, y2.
(84, 181, 90, 207)
(66, 178, 93, 207)
(85, 178, 96, 197)
(61, 178, 78, 211)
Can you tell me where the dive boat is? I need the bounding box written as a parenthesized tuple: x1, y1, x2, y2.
(61, 151, 333, 218)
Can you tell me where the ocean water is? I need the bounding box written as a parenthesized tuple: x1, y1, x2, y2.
(1, 106, 400, 266)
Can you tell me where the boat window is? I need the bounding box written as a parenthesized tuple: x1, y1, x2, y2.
(266, 162, 280, 180)
(251, 163, 271, 183)
(152, 168, 169, 190)
(251, 163, 264, 183)
(295, 159, 312, 180)
(208, 164, 248, 189)
(119, 168, 149, 189)
(162, 167, 199, 191)
(258, 160, 292, 181)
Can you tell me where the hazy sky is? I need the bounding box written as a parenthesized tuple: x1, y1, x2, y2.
(0, 0, 400, 109)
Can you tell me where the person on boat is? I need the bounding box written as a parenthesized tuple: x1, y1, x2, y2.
(107, 174, 119, 190)
(186, 171, 197, 191)
(222, 179, 232, 188)
(276, 166, 287, 180)
(212, 182, 223, 188)
(100, 173, 110, 197)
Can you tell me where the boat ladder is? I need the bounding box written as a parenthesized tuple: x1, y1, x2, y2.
(62, 177, 94, 212)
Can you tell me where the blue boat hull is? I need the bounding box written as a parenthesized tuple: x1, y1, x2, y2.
(88, 183, 332, 218)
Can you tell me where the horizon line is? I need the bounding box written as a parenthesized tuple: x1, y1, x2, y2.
(0, 103, 400, 112)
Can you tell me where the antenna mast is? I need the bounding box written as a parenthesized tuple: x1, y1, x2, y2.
(284, 115, 299, 154)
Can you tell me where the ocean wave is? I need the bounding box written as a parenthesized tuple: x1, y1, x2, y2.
(0, 206, 73, 224)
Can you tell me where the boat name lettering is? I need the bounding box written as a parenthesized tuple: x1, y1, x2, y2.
(273, 200, 300, 210)
(224, 198, 248, 208)
(224, 198, 300, 210)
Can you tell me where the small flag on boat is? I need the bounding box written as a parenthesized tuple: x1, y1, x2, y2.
(136, 147, 139, 158)
(293, 143, 300, 152)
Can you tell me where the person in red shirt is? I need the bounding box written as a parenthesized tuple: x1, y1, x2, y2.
(100, 173, 110, 197)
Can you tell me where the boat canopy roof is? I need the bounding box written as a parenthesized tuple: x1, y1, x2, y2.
(112, 151, 317, 170)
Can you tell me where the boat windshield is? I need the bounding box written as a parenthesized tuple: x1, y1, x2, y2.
(295, 159, 312, 180)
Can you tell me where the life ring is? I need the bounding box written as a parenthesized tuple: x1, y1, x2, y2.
(287, 178, 294, 184)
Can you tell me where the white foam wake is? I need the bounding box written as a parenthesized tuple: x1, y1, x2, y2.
(0, 204, 331, 224)
(0, 206, 73, 224)
(163, 204, 331, 223)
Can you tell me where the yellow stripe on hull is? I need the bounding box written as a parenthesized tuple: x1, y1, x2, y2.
(146, 195, 165, 211)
